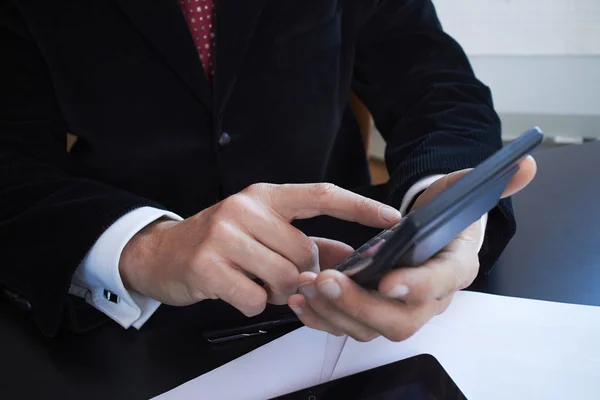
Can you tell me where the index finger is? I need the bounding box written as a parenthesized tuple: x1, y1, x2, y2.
(268, 183, 401, 228)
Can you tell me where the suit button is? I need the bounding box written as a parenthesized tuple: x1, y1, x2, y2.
(1, 289, 32, 312)
(218, 132, 232, 146)
(14, 297, 32, 312)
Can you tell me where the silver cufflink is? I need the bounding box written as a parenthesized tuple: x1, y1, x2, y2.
(103, 289, 120, 304)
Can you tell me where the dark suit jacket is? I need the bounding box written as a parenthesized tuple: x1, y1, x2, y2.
(0, 0, 515, 336)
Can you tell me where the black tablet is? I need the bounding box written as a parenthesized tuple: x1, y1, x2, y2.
(334, 127, 544, 290)
(270, 354, 466, 400)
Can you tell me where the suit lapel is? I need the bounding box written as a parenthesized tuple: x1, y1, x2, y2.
(114, 0, 212, 109)
(213, 0, 267, 120)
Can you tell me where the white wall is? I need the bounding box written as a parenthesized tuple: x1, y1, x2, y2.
(472, 56, 599, 117)
(437, 0, 600, 137)
(432, 0, 600, 57)
(369, 1, 600, 159)
(471, 55, 600, 139)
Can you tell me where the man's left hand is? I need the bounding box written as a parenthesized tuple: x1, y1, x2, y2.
(287, 156, 537, 342)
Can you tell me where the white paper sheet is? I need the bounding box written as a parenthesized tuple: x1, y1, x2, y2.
(153, 327, 329, 400)
(320, 334, 348, 383)
(333, 291, 600, 399)
(155, 291, 600, 400)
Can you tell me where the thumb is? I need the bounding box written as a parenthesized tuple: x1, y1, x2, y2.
(412, 171, 465, 209)
(501, 155, 537, 198)
(310, 237, 354, 270)
(413, 155, 538, 210)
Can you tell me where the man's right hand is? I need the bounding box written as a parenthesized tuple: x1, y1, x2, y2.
(119, 183, 401, 317)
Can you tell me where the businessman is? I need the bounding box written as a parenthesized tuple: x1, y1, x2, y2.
(0, 0, 535, 341)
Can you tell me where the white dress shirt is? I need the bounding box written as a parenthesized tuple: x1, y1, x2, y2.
(69, 176, 488, 329)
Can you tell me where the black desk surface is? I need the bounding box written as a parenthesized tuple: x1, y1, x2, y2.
(490, 141, 600, 306)
(3, 142, 600, 399)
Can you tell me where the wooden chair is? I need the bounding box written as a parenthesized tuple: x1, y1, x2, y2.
(348, 92, 389, 183)
(348, 92, 374, 155)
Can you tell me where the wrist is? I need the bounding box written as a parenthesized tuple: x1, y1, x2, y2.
(119, 218, 178, 295)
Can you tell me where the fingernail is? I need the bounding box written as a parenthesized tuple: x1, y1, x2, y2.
(299, 282, 317, 299)
(289, 305, 302, 315)
(380, 206, 401, 222)
(302, 271, 318, 280)
(311, 263, 321, 274)
(386, 284, 410, 299)
(318, 279, 341, 299)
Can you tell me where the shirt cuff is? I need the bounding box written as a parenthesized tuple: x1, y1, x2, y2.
(400, 175, 488, 252)
(69, 206, 183, 329)
(399, 175, 446, 216)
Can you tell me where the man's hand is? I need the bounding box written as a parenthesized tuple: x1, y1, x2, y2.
(119, 183, 401, 317)
(288, 156, 537, 341)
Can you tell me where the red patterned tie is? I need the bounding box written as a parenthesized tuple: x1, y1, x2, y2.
(178, 0, 216, 78)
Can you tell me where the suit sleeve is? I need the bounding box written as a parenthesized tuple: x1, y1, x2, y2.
(351, 0, 516, 274)
(0, 4, 165, 336)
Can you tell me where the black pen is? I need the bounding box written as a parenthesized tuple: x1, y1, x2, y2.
(204, 315, 302, 344)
